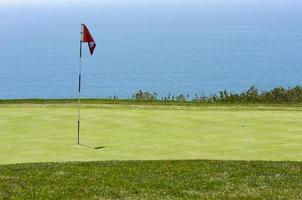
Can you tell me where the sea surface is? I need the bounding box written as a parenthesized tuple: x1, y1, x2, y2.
(1, 1, 302, 99)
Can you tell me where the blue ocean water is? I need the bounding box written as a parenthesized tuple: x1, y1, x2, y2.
(1, 1, 302, 99)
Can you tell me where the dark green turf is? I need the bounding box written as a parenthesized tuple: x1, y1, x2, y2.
(1, 160, 301, 199)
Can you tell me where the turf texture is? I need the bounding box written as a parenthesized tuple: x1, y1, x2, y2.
(1, 160, 302, 199)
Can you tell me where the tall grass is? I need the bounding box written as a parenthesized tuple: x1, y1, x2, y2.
(2, 86, 302, 105)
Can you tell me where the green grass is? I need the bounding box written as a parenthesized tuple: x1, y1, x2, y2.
(1, 103, 302, 199)
(1, 160, 302, 199)
(1, 104, 302, 164)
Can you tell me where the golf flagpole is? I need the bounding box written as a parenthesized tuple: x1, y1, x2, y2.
(78, 24, 83, 144)
(77, 23, 96, 145)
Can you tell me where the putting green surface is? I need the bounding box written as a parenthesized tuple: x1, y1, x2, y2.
(1, 104, 302, 164)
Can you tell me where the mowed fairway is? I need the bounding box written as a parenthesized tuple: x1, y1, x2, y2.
(1, 104, 302, 164)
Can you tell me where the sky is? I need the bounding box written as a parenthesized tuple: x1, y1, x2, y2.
(0, 0, 301, 35)
(0, 0, 300, 5)
(1, 0, 300, 21)
(1, 0, 301, 15)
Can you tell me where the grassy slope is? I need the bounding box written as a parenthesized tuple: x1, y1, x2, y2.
(1, 160, 302, 199)
(1, 104, 302, 164)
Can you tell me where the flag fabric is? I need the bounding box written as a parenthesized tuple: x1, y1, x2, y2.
(81, 24, 96, 55)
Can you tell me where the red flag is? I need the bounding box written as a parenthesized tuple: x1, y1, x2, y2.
(81, 24, 96, 55)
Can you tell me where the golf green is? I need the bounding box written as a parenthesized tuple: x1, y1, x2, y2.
(1, 104, 302, 164)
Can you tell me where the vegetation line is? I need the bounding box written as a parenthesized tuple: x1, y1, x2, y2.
(2, 86, 302, 105)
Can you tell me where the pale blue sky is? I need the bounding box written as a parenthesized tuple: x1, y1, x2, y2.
(0, 0, 300, 5)
(1, 0, 301, 32)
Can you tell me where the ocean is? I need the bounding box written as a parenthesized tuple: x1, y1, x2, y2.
(1, 0, 302, 99)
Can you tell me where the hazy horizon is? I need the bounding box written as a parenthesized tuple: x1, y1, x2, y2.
(1, 0, 302, 98)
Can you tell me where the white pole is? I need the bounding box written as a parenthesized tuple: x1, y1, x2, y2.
(78, 24, 83, 144)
